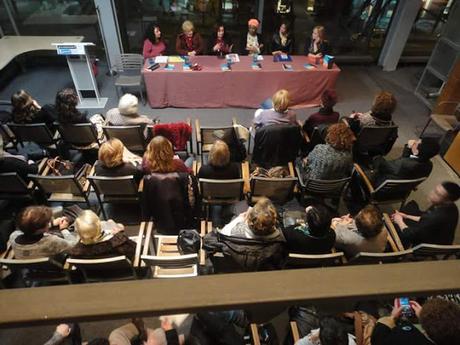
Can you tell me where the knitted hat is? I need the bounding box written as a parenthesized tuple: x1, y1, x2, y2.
(417, 137, 440, 161)
(118, 93, 138, 116)
(248, 19, 259, 28)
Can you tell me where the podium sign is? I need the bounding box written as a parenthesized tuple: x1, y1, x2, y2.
(53, 42, 108, 109)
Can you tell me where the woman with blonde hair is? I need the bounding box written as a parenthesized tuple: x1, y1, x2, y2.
(142, 135, 191, 174)
(176, 20, 204, 56)
(198, 140, 240, 179)
(68, 210, 136, 260)
(254, 89, 297, 128)
(95, 138, 143, 181)
(305, 25, 330, 58)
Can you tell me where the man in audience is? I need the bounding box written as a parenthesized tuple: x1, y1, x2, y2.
(332, 205, 387, 258)
(391, 181, 460, 248)
(371, 298, 460, 345)
(9, 206, 79, 259)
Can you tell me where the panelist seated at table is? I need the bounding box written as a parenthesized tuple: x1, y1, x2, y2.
(143, 22, 167, 59)
(304, 25, 330, 59)
(271, 21, 294, 55)
(240, 18, 265, 55)
(207, 23, 233, 56)
(176, 20, 204, 56)
(254, 89, 297, 129)
(11, 89, 57, 129)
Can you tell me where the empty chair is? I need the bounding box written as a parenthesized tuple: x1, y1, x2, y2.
(65, 256, 138, 282)
(354, 124, 398, 158)
(102, 125, 146, 153)
(0, 173, 36, 202)
(412, 243, 460, 261)
(57, 123, 100, 150)
(114, 54, 145, 104)
(286, 252, 344, 268)
(88, 175, 140, 219)
(348, 250, 413, 265)
(141, 254, 199, 278)
(199, 178, 244, 219)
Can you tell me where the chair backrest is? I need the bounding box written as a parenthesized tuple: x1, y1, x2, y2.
(102, 125, 146, 152)
(30, 174, 84, 195)
(200, 178, 244, 204)
(373, 177, 427, 202)
(0, 173, 30, 194)
(286, 252, 344, 268)
(58, 123, 99, 147)
(66, 256, 137, 282)
(349, 250, 413, 265)
(309, 126, 327, 147)
(250, 176, 297, 205)
(141, 254, 198, 278)
(88, 175, 139, 197)
(355, 125, 398, 156)
(115, 54, 143, 74)
(300, 172, 351, 199)
(200, 126, 235, 154)
(412, 243, 460, 260)
(7, 123, 55, 146)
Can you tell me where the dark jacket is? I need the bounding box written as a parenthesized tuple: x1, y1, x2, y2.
(371, 321, 432, 345)
(282, 224, 336, 254)
(253, 124, 302, 168)
(304, 38, 330, 56)
(58, 110, 88, 125)
(400, 203, 458, 248)
(95, 161, 143, 183)
(207, 35, 233, 55)
(302, 108, 339, 135)
(271, 32, 294, 54)
(372, 145, 433, 186)
(198, 162, 241, 180)
(141, 172, 199, 234)
(240, 33, 265, 55)
(68, 233, 137, 261)
(176, 32, 204, 55)
(0, 156, 38, 181)
(203, 230, 287, 272)
(12, 104, 57, 128)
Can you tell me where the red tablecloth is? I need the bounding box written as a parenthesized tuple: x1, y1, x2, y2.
(143, 56, 340, 108)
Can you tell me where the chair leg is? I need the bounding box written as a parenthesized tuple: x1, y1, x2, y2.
(420, 117, 432, 137)
(115, 85, 120, 99)
(139, 85, 145, 105)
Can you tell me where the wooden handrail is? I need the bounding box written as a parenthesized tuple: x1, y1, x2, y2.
(383, 213, 405, 252)
(242, 161, 251, 194)
(353, 163, 374, 193)
(1, 261, 459, 328)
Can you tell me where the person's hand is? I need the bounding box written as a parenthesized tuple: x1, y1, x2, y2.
(55, 324, 71, 337)
(188, 51, 196, 56)
(161, 317, 173, 331)
(407, 139, 417, 149)
(410, 300, 423, 318)
(272, 50, 282, 56)
(391, 299, 403, 320)
(391, 211, 403, 223)
(28, 160, 35, 165)
(32, 99, 41, 109)
(341, 214, 353, 223)
(110, 222, 124, 235)
(58, 217, 70, 230)
(213, 43, 221, 52)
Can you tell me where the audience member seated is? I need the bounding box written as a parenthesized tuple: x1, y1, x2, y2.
(296, 123, 354, 181)
(348, 91, 396, 133)
(371, 137, 440, 186)
(11, 89, 56, 128)
(198, 140, 240, 179)
(106, 93, 153, 126)
(282, 203, 336, 254)
(304, 26, 330, 59)
(302, 89, 339, 136)
(332, 205, 387, 258)
(254, 89, 297, 129)
(295, 315, 356, 345)
(55, 88, 88, 124)
(271, 21, 294, 55)
(95, 139, 143, 182)
(204, 197, 287, 271)
(176, 20, 204, 56)
(8, 206, 79, 259)
(391, 182, 460, 248)
(142, 22, 167, 59)
(240, 18, 264, 55)
(207, 23, 233, 56)
(371, 298, 460, 345)
(68, 210, 136, 261)
(142, 136, 192, 174)
(0, 136, 38, 181)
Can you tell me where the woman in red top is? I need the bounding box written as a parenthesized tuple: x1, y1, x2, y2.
(142, 136, 191, 174)
(143, 23, 167, 59)
(176, 20, 204, 56)
(207, 23, 233, 56)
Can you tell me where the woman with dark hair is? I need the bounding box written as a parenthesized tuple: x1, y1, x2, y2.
(302, 89, 340, 135)
(55, 88, 88, 124)
(11, 90, 56, 127)
(304, 25, 330, 58)
(271, 22, 294, 55)
(207, 23, 233, 56)
(142, 22, 167, 59)
(349, 91, 396, 131)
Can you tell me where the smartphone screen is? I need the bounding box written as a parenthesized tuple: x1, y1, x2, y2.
(399, 297, 414, 317)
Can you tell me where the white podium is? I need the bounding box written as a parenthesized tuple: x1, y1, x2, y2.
(53, 42, 108, 109)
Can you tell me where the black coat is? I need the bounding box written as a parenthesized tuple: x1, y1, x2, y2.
(304, 37, 330, 56)
(240, 32, 265, 55)
(0, 156, 38, 181)
(198, 162, 241, 180)
(271, 32, 294, 54)
(282, 225, 336, 254)
(371, 322, 432, 345)
(95, 161, 143, 182)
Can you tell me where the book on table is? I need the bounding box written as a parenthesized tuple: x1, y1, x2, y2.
(274, 54, 292, 62)
(225, 53, 240, 63)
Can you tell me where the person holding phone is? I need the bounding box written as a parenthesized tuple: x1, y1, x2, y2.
(371, 298, 460, 345)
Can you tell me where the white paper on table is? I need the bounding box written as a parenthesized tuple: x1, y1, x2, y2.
(154, 56, 169, 63)
(257, 55, 264, 61)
